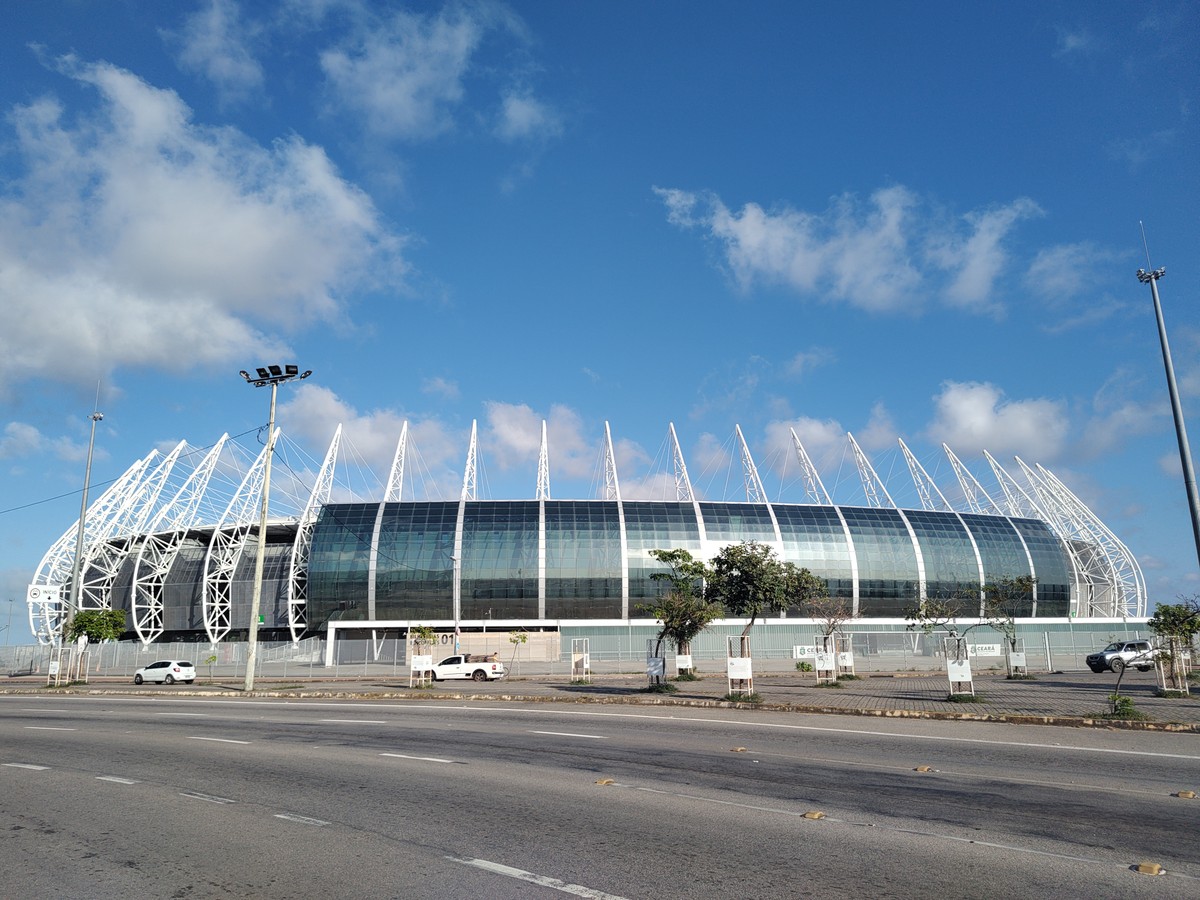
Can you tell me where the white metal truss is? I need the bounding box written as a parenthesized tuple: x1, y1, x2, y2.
(1019, 460, 1146, 617)
(536, 420, 551, 501)
(461, 419, 477, 501)
(384, 421, 408, 503)
(735, 424, 767, 503)
(983, 451, 1039, 518)
(603, 421, 622, 501)
(27, 453, 154, 644)
(79, 444, 189, 612)
(899, 439, 953, 512)
(848, 433, 897, 508)
(943, 443, 1003, 515)
(202, 430, 278, 644)
(131, 435, 229, 645)
(288, 425, 342, 642)
(790, 428, 832, 505)
(669, 422, 695, 502)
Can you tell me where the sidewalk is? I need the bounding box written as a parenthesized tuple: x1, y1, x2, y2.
(7, 667, 1199, 731)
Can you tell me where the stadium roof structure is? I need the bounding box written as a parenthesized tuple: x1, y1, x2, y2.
(27, 421, 1146, 646)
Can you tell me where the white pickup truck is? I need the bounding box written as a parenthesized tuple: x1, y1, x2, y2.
(426, 654, 507, 682)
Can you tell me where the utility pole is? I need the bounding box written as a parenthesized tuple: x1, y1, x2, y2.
(65, 407, 103, 639)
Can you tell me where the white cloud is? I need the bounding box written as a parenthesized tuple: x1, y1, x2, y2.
(0, 58, 400, 395)
(320, 6, 484, 140)
(172, 0, 265, 105)
(656, 185, 1040, 314)
(495, 90, 562, 142)
(785, 347, 835, 377)
(421, 376, 460, 400)
(1024, 242, 1113, 302)
(0, 422, 45, 459)
(857, 402, 899, 453)
(925, 381, 1069, 460)
(762, 416, 844, 482)
(1053, 27, 1100, 58)
(483, 401, 598, 481)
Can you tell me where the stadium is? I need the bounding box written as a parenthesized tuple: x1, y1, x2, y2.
(26, 420, 1146, 654)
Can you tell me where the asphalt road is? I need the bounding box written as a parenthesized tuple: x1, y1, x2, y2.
(2, 695, 1197, 899)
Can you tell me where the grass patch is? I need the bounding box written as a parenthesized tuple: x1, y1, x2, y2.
(813, 680, 843, 688)
(1006, 674, 1038, 680)
(945, 692, 985, 703)
(569, 678, 592, 686)
(723, 691, 762, 704)
(1089, 694, 1151, 720)
(1154, 689, 1190, 699)
(836, 673, 861, 681)
(672, 671, 701, 682)
(645, 682, 678, 694)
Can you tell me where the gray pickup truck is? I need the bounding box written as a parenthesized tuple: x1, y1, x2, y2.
(1085, 640, 1158, 674)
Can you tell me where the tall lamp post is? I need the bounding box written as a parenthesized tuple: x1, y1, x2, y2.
(65, 408, 103, 640)
(1138, 266, 1200, 569)
(239, 365, 312, 691)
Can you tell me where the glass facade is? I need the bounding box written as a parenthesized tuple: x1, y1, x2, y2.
(375, 501, 457, 620)
(293, 500, 1083, 626)
(461, 502, 539, 619)
(544, 501, 622, 618)
(624, 501, 702, 602)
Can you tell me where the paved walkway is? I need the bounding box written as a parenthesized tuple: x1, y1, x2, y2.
(8, 667, 1199, 731)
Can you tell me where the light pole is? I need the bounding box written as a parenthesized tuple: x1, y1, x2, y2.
(1138, 265, 1200, 569)
(65, 408, 103, 640)
(239, 365, 312, 691)
(450, 554, 461, 652)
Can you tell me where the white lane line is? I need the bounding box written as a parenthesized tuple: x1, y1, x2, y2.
(380, 752, 455, 764)
(180, 791, 236, 804)
(275, 813, 329, 826)
(24, 725, 76, 731)
(156, 712, 208, 717)
(97, 776, 140, 785)
(531, 730, 607, 740)
(188, 736, 251, 745)
(319, 719, 387, 724)
(3, 763, 49, 770)
(448, 856, 630, 899)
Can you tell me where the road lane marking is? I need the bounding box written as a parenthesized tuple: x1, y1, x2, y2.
(180, 791, 236, 804)
(448, 856, 630, 899)
(188, 736, 251, 744)
(24, 726, 76, 731)
(97, 776, 140, 785)
(380, 752, 455, 764)
(275, 813, 329, 826)
(156, 712, 208, 717)
(3, 763, 49, 770)
(531, 731, 606, 739)
(319, 719, 387, 724)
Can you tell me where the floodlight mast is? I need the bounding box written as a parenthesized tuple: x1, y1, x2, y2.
(65, 407, 104, 639)
(239, 364, 311, 691)
(1137, 264, 1200, 569)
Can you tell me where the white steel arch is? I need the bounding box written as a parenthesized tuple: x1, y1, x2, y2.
(900, 439, 953, 512)
(942, 443, 1003, 515)
(536, 420, 551, 501)
(790, 428, 832, 505)
(669, 422, 695, 502)
(202, 430, 278, 644)
(849, 433, 896, 509)
(27, 453, 154, 644)
(287, 425, 342, 642)
(735, 424, 781, 543)
(461, 420, 477, 501)
(131, 435, 229, 645)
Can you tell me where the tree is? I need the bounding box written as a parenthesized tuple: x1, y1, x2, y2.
(1147, 597, 1200, 693)
(507, 628, 528, 675)
(64, 608, 126, 644)
(705, 542, 824, 638)
(905, 592, 988, 662)
(798, 592, 851, 653)
(641, 548, 722, 674)
(984, 576, 1036, 677)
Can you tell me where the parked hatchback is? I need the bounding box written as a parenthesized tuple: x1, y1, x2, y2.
(134, 660, 196, 685)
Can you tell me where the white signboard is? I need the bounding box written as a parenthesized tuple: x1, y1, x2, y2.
(970, 643, 1002, 657)
(813, 651, 836, 672)
(947, 659, 972, 681)
(837, 651, 854, 667)
(646, 657, 665, 677)
(792, 645, 816, 659)
(411, 654, 433, 671)
(726, 657, 753, 680)
(1008, 652, 1026, 668)
(675, 654, 693, 671)
(48, 660, 60, 677)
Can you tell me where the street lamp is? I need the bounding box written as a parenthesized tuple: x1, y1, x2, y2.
(239, 364, 312, 691)
(1138, 265, 1200, 569)
(65, 408, 103, 640)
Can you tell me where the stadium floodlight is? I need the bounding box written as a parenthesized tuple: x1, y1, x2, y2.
(1137, 264, 1200, 569)
(239, 364, 312, 691)
(65, 408, 103, 639)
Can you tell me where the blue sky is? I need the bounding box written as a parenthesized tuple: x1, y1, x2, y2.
(1, 1, 1197, 643)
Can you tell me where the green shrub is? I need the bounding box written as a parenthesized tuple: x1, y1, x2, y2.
(672, 671, 701, 682)
(723, 691, 762, 704)
(645, 682, 678, 694)
(795, 661, 813, 672)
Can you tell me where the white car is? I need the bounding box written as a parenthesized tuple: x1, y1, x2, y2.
(134, 660, 196, 685)
(427, 654, 507, 682)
